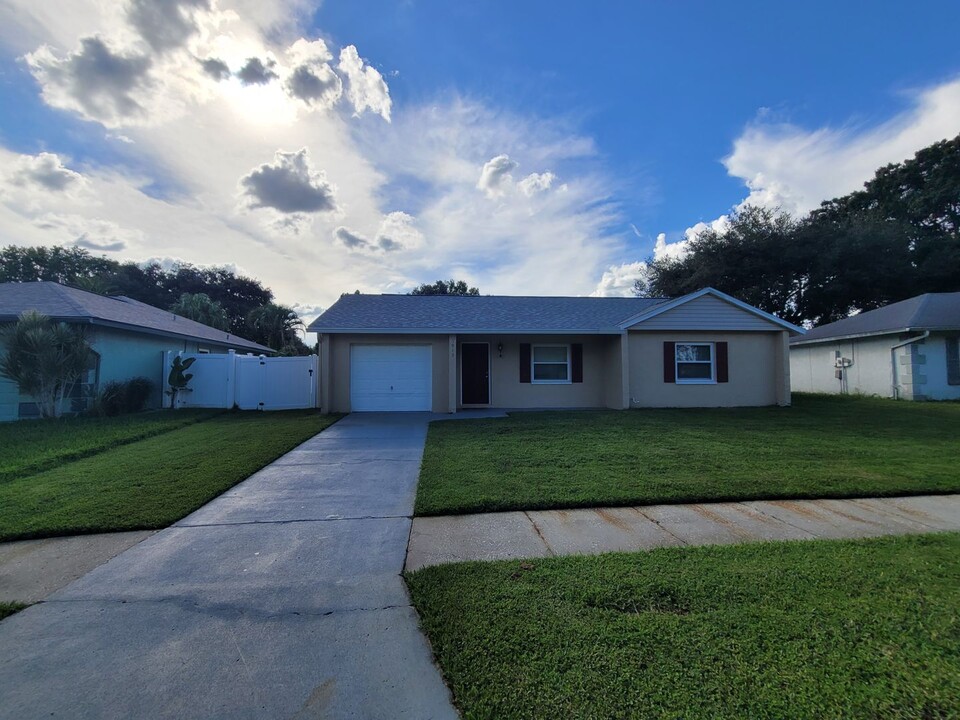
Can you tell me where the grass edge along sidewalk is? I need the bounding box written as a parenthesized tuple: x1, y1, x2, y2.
(415, 394, 960, 515)
(407, 532, 960, 719)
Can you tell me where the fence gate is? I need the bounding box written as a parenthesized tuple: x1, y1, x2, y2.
(163, 351, 318, 410)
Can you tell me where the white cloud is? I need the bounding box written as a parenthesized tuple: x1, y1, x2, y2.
(126, 0, 211, 53)
(5, 152, 85, 192)
(334, 211, 425, 254)
(476, 154, 518, 198)
(26, 37, 154, 126)
(284, 38, 342, 109)
(337, 45, 391, 121)
(333, 225, 371, 251)
(237, 56, 278, 85)
(518, 171, 555, 196)
(33, 213, 143, 252)
(724, 77, 960, 216)
(591, 261, 648, 297)
(639, 77, 960, 276)
(375, 211, 424, 252)
(2, 0, 635, 310)
(239, 148, 338, 214)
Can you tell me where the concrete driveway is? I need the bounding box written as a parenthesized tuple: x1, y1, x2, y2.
(0, 413, 458, 720)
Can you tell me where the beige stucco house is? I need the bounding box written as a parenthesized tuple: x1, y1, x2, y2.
(308, 287, 803, 413)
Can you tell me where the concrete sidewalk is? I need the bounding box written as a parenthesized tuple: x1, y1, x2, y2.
(0, 531, 156, 604)
(405, 494, 960, 570)
(0, 413, 458, 720)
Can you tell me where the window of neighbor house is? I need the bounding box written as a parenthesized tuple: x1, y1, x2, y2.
(675, 343, 714, 383)
(532, 345, 570, 383)
(947, 336, 960, 385)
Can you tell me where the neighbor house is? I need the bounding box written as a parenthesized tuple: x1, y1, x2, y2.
(0, 281, 272, 420)
(790, 292, 960, 401)
(308, 287, 804, 413)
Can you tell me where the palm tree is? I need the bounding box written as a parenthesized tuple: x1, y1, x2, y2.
(0, 311, 93, 418)
(170, 292, 231, 331)
(246, 304, 305, 351)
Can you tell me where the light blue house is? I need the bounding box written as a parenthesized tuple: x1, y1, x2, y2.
(0, 281, 272, 420)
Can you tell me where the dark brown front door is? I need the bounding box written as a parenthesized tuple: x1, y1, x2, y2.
(461, 343, 490, 405)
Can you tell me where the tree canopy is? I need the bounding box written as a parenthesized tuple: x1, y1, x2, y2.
(0, 246, 302, 352)
(170, 292, 231, 331)
(410, 279, 480, 296)
(641, 133, 960, 325)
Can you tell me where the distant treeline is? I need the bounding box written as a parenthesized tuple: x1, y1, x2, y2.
(0, 247, 311, 354)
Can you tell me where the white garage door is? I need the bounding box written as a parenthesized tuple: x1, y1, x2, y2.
(350, 345, 432, 411)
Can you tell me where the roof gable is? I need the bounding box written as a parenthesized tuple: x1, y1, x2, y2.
(0, 281, 271, 352)
(621, 288, 804, 334)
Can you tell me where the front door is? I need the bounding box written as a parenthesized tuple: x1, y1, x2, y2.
(461, 343, 490, 405)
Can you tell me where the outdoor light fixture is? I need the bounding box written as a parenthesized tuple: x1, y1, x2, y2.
(497, 342, 503, 357)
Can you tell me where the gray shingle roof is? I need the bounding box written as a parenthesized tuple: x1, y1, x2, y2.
(0, 281, 272, 352)
(793, 292, 960, 344)
(307, 294, 671, 333)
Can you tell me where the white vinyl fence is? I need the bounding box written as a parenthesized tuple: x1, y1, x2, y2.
(163, 351, 319, 410)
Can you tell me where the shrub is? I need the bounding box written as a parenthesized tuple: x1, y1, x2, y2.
(95, 377, 155, 416)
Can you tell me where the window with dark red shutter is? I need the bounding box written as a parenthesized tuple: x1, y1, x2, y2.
(571, 344, 583, 383)
(663, 341, 676, 382)
(519, 343, 531, 383)
(716, 342, 729, 383)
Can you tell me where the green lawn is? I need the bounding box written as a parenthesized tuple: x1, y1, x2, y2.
(0, 410, 340, 541)
(407, 533, 960, 719)
(415, 395, 960, 515)
(0, 409, 219, 483)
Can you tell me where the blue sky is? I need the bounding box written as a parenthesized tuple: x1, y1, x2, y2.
(0, 0, 958, 311)
(318, 1, 960, 233)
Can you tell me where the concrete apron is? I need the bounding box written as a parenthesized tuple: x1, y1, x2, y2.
(405, 494, 960, 571)
(0, 413, 459, 720)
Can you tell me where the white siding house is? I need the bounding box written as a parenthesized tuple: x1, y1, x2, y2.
(790, 293, 960, 401)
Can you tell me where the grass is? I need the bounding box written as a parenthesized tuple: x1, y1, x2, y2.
(0, 602, 28, 621)
(407, 533, 960, 719)
(0, 410, 341, 541)
(0, 410, 220, 483)
(415, 394, 960, 515)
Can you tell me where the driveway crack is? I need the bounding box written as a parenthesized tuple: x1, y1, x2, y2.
(742, 502, 818, 538)
(523, 512, 556, 556)
(633, 507, 688, 545)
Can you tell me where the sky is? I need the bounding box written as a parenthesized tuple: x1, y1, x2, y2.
(0, 0, 958, 322)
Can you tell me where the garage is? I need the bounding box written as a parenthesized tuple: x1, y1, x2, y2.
(350, 345, 432, 411)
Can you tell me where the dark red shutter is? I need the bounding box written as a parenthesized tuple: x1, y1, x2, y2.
(520, 343, 531, 383)
(716, 342, 729, 383)
(663, 341, 676, 383)
(571, 344, 583, 383)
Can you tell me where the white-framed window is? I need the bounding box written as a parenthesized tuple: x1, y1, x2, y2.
(532, 344, 570, 384)
(675, 342, 715, 384)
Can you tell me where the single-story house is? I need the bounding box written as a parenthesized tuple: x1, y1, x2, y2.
(307, 287, 804, 413)
(0, 281, 272, 420)
(790, 292, 960, 401)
